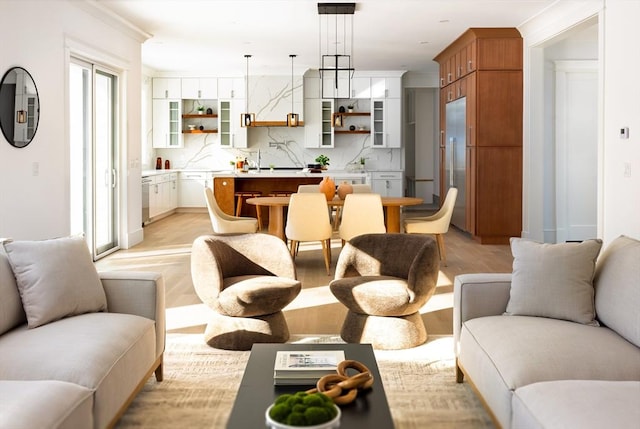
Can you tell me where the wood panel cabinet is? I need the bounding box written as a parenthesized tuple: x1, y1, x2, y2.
(435, 27, 522, 244)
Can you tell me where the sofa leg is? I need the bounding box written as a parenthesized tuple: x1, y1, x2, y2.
(455, 359, 464, 383)
(154, 356, 164, 382)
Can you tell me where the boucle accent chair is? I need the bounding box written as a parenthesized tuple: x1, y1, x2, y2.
(329, 233, 440, 349)
(191, 233, 302, 350)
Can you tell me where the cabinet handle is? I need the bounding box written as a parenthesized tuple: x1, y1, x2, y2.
(447, 72, 452, 83)
(440, 130, 445, 146)
(457, 86, 461, 98)
(468, 60, 473, 72)
(458, 66, 463, 77)
(164, 89, 168, 98)
(154, 184, 159, 194)
(440, 77, 445, 87)
(447, 91, 453, 102)
(112, 169, 117, 189)
(198, 89, 201, 98)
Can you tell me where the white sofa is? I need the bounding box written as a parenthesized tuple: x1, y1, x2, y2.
(453, 235, 640, 429)
(0, 237, 165, 429)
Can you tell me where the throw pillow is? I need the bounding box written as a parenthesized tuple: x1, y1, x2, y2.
(505, 238, 602, 325)
(3, 236, 107, 328)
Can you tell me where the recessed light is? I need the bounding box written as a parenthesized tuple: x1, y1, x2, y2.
(419, 41, 430, 45)
(439, 19, 449, 23)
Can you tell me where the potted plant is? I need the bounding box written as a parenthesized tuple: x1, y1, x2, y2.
(266, 391, 340, 428)
(197, 106, 205, 115)
(347, 104, 354, 113)
(359, 157, 366, 170)
(315, 155, 330, 170)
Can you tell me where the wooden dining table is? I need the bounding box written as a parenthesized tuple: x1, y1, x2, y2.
(246, 195, 423, 240)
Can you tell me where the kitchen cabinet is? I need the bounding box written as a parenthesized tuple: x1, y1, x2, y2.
(218, 77, 245, 99)
(435, 27, 522, 244)
(219, 99, 247, 148)
(149, 173, 178, 218)
(152, 78, 181, 99)
(152, 99, 182, 148)
(371, 171, 403, 197)
(181, 78, 217, 99)
(371, 98, 401, 148)
(350, 77, 371, 99)
(370, 77, 401, 99)
(304, 99, 334, 148)
(178, 171, 210, 208)
(321, 77, 350, 99)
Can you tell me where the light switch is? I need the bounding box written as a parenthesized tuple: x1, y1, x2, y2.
(32, 162, 39, 176)
(620, 127, 629, 139)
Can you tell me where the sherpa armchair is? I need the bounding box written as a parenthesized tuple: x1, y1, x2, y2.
(191, 233, 301, 350)
(330, 233, 440, 349)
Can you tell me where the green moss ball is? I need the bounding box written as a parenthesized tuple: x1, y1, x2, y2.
(286, 411, 307, 426)
(269, 403, 291, 422)
(304, 406, 331, 425)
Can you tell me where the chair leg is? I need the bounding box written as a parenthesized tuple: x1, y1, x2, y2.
(289, 240, 297, 260)
(255, 205, 263, 230)
(436, 234, 447, 266)
(235, 196, 243, 216)
(321, 240, 331, 275)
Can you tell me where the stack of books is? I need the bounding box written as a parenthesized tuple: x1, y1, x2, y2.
(273, 350, 345, 385)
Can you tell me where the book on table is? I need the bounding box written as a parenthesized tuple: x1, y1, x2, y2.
(273, 350, 345, 385)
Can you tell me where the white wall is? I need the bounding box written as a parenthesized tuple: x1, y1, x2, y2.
(521, 0, 640, 245)
(600, 0, 640, 242)
(0, 1, 146, 244)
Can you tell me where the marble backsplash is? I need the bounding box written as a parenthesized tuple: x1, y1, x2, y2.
(155, 127, 401, 172)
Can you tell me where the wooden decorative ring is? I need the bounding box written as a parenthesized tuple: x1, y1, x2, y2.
(337, 360, 374, 390)
(315, 374, 358, 405)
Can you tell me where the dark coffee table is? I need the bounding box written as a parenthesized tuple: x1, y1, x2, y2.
(226, 343, 395, 428)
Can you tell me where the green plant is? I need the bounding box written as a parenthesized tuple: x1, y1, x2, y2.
(315, 154, 330, 166)
(197, 105, 205, 112)
(269, 391, 337, 426)
(359, 157, 366, 165)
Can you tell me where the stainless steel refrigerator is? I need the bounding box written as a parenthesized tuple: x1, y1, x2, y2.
(445, 97, 466, 231)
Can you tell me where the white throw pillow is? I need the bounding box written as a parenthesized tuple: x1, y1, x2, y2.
(3, 236, 107, 328)
(505, 238, 602, 325)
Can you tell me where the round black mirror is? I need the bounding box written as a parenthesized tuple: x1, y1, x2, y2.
(0, 67, 40, 148)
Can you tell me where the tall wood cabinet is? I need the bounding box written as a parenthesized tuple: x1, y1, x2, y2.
(435, 28, 523, 244)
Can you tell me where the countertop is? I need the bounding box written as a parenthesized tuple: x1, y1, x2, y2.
(142, 169, 369, 179)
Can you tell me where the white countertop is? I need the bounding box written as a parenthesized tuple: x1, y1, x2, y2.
(143, 169, 369, 179)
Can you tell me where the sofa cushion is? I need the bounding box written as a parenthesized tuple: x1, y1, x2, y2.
(3, 236, 107, 328)
(0, 245, 26, 336)
(594, 235, 640, 347)
(512, 380, 640, 429)
(0, 312, 157, 429)
(506, 238, 602, 325)
(0, 380, 93, 429)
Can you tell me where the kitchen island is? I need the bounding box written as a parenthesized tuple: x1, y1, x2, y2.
(211, 170, 368, 222)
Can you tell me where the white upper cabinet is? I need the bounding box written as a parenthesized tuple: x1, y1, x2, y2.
(218, 77, 245, 99)
(152, 78, 181, 99)
(351, 77, 371, 99)
(371, 98, 401, 148)
(321, 77, 350, 99)
(370, 77, 402, 99)
(181, 78, 217, 99)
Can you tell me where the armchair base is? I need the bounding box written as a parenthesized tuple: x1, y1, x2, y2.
(340, 311, 427, 350)
(203, 311, 290, 351)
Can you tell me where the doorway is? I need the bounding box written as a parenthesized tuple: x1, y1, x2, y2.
(69, 58, 120, 260)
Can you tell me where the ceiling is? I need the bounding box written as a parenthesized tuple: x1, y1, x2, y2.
(95, 0, 556, 76)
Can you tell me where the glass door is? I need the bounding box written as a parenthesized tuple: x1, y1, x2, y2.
(69, 58, 120, 259)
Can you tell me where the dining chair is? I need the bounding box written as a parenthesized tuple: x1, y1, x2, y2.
(338, 193, 386, 245)
(297, 184, 320, 193)
(285, 193, 333, 275)
(204, 187, 259, 233)
(403, 187, 458, 265)
(334, 183, 373, 229)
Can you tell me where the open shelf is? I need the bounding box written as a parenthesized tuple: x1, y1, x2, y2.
(334, 130, 370, 134)
(183, 129, 218, 134)
(250, 121, 306, 127)
(182, 114, 218, 119)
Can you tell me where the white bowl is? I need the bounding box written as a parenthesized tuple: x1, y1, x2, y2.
(265, 404, 341, 429)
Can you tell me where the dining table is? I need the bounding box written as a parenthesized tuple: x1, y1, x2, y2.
(246, 195, 423, 240)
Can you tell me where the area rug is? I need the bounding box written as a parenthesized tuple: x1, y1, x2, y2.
(116, 334, 494, 428)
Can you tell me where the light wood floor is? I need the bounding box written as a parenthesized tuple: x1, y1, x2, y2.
(96, 210, 513, 337)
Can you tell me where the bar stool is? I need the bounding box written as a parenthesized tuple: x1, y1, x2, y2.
(235, 191, 263, 229)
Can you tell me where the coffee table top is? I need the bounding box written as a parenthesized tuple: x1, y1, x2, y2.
(226, 343, 395, 428)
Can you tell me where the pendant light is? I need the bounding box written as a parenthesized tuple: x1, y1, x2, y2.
(241, 54, 255, 127)
(287, 54, 299, 127)
(318, 2, 356, 99)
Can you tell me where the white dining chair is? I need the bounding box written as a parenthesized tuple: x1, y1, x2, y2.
(297, 184, 320, 193)
(204, 187, 258, 233)
(285, 193, 333, 275)
(338, 193, 386, 245)
(403, 187, 458, 265)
